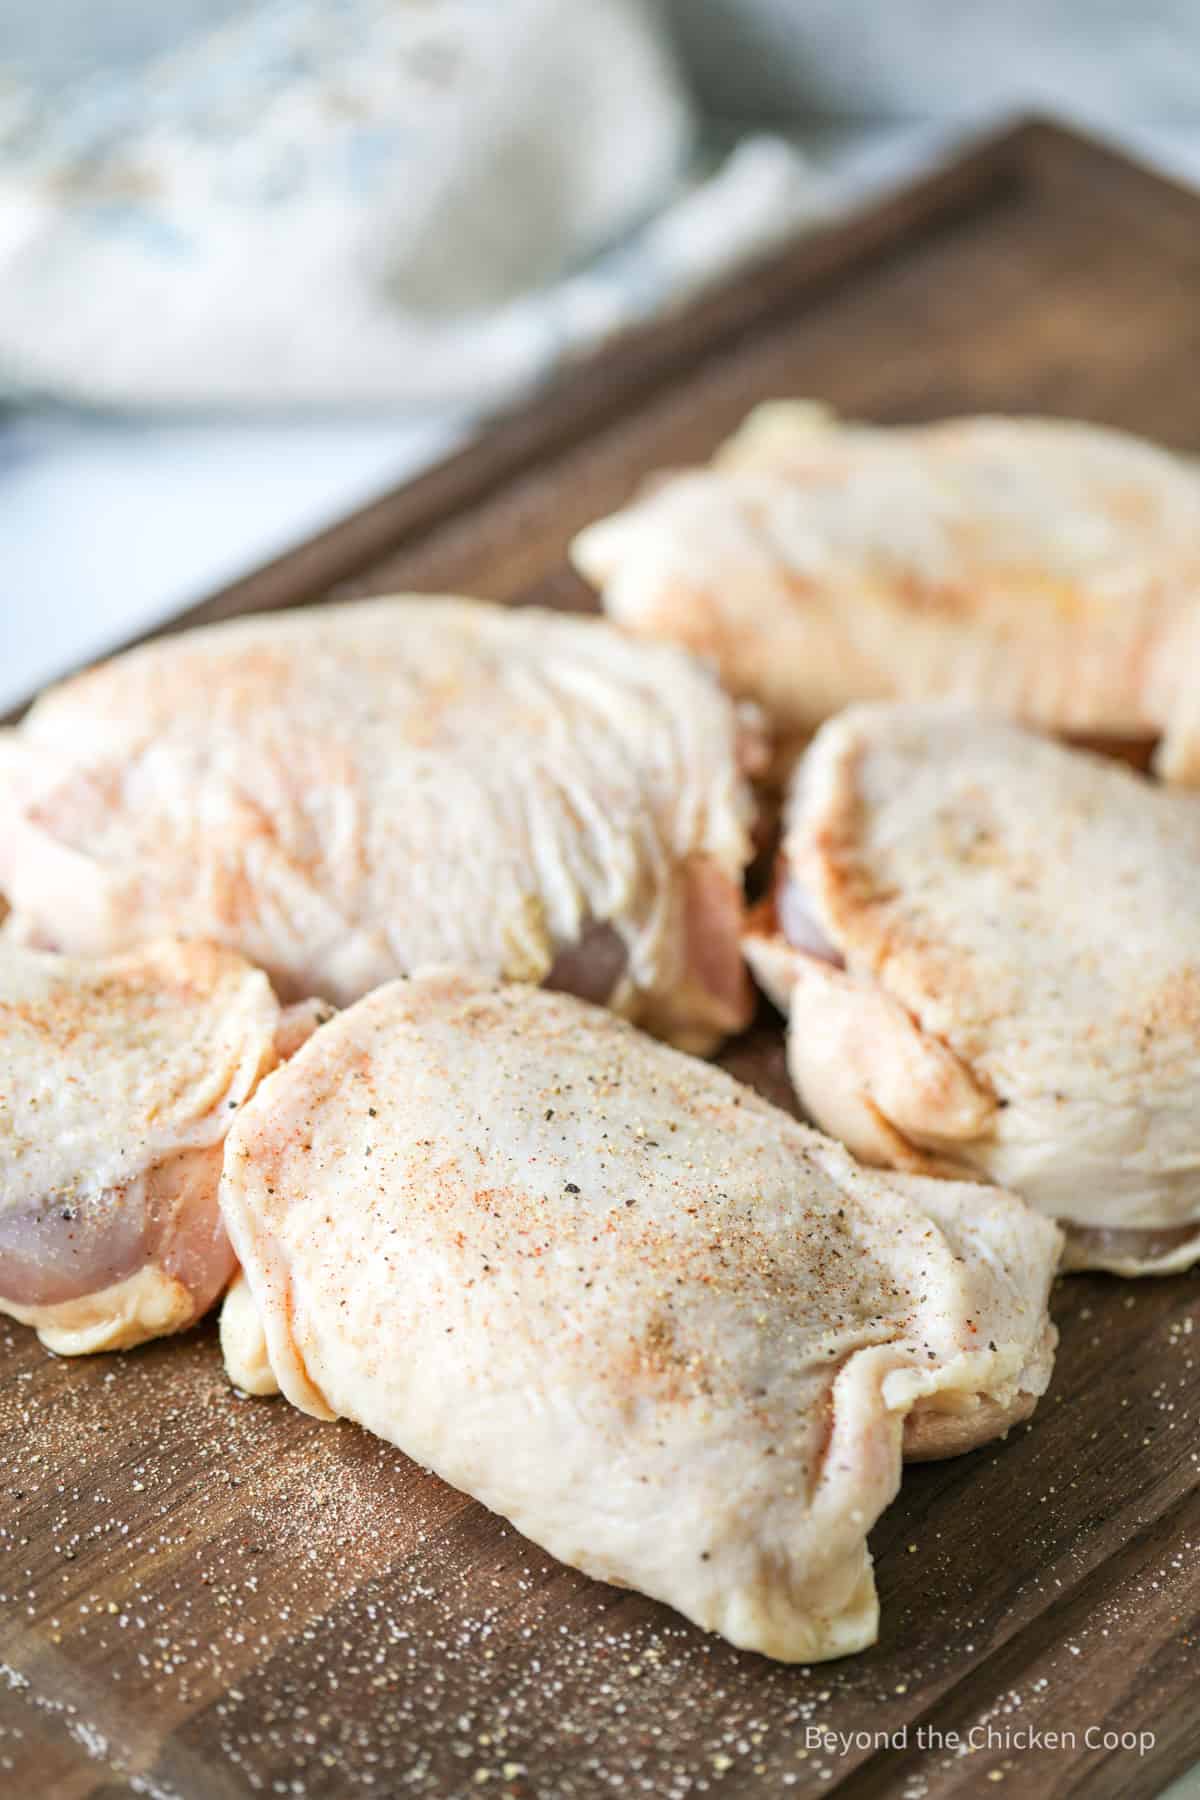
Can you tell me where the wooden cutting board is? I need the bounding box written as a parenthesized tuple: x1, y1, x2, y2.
(3, 118, 1198, 1800)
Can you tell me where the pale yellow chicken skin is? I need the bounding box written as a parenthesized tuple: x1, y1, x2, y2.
(572, 403, 1200, 779)
(746, 705, 1200, 1275)
(0, 938, 298, 1353)
(220, 971, 1061, 1662)
(0, 597, 758, 1054)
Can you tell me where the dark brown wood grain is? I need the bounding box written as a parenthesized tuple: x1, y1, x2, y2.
(2, 118, 1199, 1800)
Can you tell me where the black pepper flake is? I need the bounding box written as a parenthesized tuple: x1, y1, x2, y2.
(565, 1182, 580, 1194)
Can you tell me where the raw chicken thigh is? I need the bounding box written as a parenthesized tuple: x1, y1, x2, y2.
(219, 970, 1061, 1662)
(745, 705, 1200, 1275)
(572, 403, 1200, 776)
(0, 597, 758, 1053)
(0, 938, 295, 1353)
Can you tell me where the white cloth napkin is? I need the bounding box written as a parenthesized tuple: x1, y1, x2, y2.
(0, 0, 826, 411)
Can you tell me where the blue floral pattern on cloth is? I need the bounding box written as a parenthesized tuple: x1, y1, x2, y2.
(0, 0, 824, 410)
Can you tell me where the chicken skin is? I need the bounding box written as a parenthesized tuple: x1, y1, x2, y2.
(745, 705, 1200, 1275)
(0, 938, 304, 1354)
(0, 596, 758, 1053)
(219, 971, 1060, 1662)
(572, 403, 1200, 778)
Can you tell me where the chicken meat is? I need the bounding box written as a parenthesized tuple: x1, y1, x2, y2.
(572, 403, 1200, 778)
(745, 704, 1200, 1275)
(0, 596, 759, 1053)
(219, 970, 1061, 1662)
(0, 937, 311, 1354)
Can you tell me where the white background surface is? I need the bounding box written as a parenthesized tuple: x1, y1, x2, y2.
(0, 409, 467, 712)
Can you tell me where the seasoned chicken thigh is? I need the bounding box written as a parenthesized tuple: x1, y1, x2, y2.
(0, 938, 297, 1354)
(219, 971, 1060, 1662)
(0, 597, 758, 1053)
(745, 706, 1200, 1275)
(572, 403, 1200, 777)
